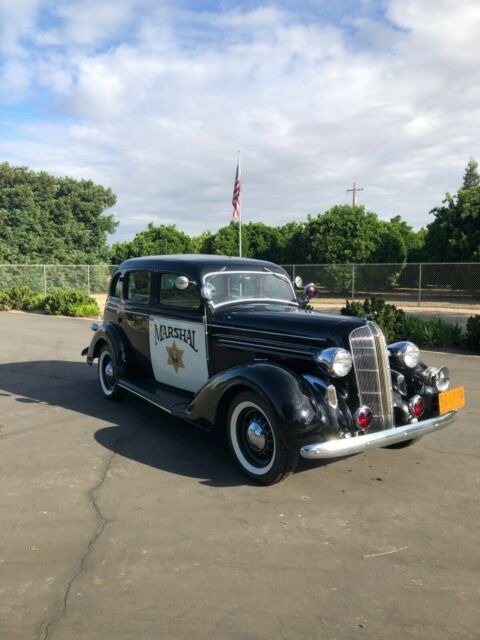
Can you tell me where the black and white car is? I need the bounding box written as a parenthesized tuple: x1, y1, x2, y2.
(83, 255, 465, 485)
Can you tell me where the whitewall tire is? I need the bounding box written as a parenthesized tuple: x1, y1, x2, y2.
(226, 391, 298, 485)
(98, 346, 126, 401)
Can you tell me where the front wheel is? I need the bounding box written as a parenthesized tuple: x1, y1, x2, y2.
(384, 438, 419, 449)
(98, 345, 127, 401)
(226, 391, 298, 485)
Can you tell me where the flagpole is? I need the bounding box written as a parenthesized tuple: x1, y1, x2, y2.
(238, 151, 242, 257)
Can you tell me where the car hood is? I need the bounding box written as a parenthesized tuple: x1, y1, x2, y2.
(210, 303, 368, 349)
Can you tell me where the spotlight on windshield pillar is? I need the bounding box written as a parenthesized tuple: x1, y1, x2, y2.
(304, 283, 318, 299)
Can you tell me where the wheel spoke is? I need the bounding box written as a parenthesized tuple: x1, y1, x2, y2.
(237, 407, 275, 468)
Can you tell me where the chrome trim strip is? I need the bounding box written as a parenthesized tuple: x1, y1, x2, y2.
(217, 338, 313, 360)
(117, 381, 173, 414)
(210, 298, 298, 310)
(370, 321, 395, 428)
(209, 324, 329, 342)
(300, 411, 457, 459)
(123, 310, 151, 318)
(216, 335, 316, 353)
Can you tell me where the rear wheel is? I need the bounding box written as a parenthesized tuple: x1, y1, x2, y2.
(98, 345, 127, 401)
(226, 391, 298, 485)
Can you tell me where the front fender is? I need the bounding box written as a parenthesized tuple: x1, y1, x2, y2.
(86, 322, 128, 369)
(186, 363, 327, 448)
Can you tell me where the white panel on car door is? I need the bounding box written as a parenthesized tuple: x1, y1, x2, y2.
(149, 316, 208, 393)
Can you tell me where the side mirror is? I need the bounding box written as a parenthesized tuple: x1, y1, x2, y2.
(304, 282, 318, 299)
(175, 276, 190, 290)
(294, 275, 303, 288)
(201, 283, 216, 301)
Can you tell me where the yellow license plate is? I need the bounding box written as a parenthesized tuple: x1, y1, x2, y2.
(438, 387, 465, 414)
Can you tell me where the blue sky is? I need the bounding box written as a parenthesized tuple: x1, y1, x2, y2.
(0, 0, 479, 242)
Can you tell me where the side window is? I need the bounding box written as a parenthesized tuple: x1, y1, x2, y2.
(159, 273, 200, 308)
(109, 273, 123, 299)
(125, 271, 151, 304)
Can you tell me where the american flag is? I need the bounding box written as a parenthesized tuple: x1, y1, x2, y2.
(232, 156, 241, 220)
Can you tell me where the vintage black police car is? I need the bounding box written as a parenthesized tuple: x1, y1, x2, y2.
(84, 255, 464, 484)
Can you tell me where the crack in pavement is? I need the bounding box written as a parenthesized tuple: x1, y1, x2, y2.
(37, 412, 155, 640)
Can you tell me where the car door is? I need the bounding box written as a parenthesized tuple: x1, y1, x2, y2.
(149, 272, 209, 393)
(121, 269, 153, 376)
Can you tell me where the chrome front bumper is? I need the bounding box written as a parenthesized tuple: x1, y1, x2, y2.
(300, 411, 457, 459)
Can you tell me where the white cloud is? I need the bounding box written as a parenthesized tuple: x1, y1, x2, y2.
(0, 0, 479, 242)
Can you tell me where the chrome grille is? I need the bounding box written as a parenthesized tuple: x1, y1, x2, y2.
(349, 322, 394, 431)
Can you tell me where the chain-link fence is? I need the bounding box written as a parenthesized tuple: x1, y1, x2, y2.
(0, 265, 118, 295)
(282, 263, 480, 306)
(1, 262, 479, 306)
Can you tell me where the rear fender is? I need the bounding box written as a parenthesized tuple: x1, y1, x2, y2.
(86, 322, 128, 373)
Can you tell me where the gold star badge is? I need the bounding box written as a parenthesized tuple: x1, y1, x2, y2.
(166, 341, 185, 374)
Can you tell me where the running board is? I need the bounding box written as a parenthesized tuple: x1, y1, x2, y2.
(117, 377, 193, 416)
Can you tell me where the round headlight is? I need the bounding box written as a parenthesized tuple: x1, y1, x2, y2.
(424, 366, 450, 391)
(388, 341, 420, 369)
(435, 366, 450, 392)
(316, 347, 353, 377)
(403, 343, 420, 368)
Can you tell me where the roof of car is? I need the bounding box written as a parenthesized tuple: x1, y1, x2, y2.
(118, 254, 289, 279)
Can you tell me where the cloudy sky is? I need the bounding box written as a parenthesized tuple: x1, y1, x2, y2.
(0, 0, 479, 241)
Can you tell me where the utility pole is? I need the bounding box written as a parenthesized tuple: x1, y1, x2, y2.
(346, 180, 364, 208)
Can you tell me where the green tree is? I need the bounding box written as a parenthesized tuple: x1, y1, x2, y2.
(373, 216, 425, 263)
(243, 222, 282, 261)
(110, 223, 192, 263)
(303, 205, 381, 264)
(191, 230, 214, 254)
(276, 221, 306, 264)
(210, 222, 247, 256)
(0, 162, 117, 263)
(462, 158, 480, 189)
(423, 187, 480, 262)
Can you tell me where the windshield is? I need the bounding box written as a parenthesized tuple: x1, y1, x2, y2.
(203, 270, 297, 308)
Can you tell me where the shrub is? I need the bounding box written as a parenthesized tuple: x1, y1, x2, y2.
(69, 302, 101, 318)
(43, 289, 100, 317)
(298, 298, 313, 310)
(341, 300, 365, 317)
(401, 315, 463, 348)
(342, 296, 464, 348)
(0, 285, 44, 311)
(0, 290, 13, 311)
(342, 296, 405, 343)
(465, 315, 480, 351)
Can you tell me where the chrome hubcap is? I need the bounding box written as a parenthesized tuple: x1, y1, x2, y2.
(246, 421, 266, 451)
(104, 361, 114, 383)
(236, 407, 274, 468)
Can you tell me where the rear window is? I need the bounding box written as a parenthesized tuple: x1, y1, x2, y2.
(125, 271, 151, 304)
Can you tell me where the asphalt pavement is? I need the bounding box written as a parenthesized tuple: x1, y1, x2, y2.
(0, 312, 479, 640)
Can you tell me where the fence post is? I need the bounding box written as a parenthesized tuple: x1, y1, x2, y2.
(418, 263, 422, 307)
(292, 264, 296, 283)
(43, 265, 47, 297)
(87, 265, 90, 295)
(351, 264, 355, 301)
